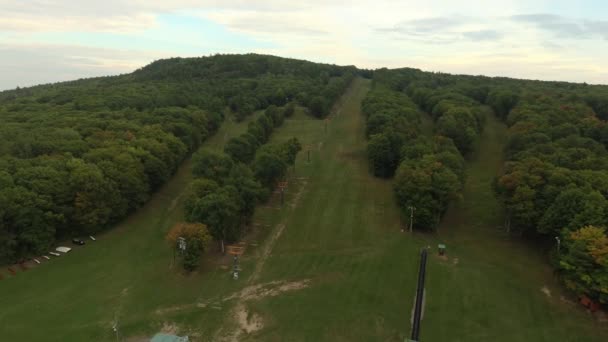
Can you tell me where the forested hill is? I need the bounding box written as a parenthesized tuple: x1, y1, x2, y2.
(0, 54, 357, 263)
(362, 67, 608, 306)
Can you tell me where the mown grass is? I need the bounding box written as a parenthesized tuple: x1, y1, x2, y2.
(1, 79, 606, 342)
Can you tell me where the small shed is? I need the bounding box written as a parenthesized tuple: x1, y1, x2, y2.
(438, 244, 446, 256)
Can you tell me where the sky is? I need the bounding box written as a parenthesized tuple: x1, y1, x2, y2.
(1, 0, 608, 90)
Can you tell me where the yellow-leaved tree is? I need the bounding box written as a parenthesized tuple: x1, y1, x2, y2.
(166, 222, 212, 271)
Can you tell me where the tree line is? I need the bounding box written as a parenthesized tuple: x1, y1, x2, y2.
(0, 54, 352, 263)
(363, 68, 469, 229)
(184, 104, 301, 255)
(368, 67, 608, 305)
(493, 85, 608, 305)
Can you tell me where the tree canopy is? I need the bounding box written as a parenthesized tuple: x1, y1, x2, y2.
(0, 53, 354, 262)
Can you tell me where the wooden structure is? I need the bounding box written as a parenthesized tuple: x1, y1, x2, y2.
(226, 245, 245, 256)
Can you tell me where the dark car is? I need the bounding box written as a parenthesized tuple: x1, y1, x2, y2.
(72, 238, 85, 245)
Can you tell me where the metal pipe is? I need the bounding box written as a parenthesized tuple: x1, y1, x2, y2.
(411, 248, 427, 341)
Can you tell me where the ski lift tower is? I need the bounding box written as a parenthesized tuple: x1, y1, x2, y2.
(226, 245, 245, 280)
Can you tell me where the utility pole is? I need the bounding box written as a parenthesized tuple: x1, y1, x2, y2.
(278, 181, 288, 207)
(409, 206, 416, 233)
(112, 316, 120, 342)
(305, 144, 313, 163)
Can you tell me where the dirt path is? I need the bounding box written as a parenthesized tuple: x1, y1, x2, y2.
(212, 181, 308, 341)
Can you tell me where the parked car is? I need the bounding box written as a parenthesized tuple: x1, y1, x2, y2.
(72, 238, 85, 245)
(56, 246, 72, 253)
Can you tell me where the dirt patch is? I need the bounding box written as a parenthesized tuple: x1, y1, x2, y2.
(155, 303, 195, 316)
(223, 279, 311, 302)
(236, 303, 263, 333)
(290, 180, 307, 208)
(436, 254, 449, 262)
(217, 279, 310, 340)
(160, 321, 180, 335)
(541, 286, 552, 298)
(155, 279, 310, 317)
(239, 280, 310, 301)
(219, 303, 264, 342)
(560, 296, 576, 306)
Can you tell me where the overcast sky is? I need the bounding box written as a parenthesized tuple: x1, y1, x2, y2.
(1, 0, 608, 90)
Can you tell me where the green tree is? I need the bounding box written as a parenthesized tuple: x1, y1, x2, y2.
(224, 137, 255, 164)
(309, 96, 327, 118)
(187, 187, 240, 252)
(184, 178, 220, 216)
(558, 226, 608, 304)
(265, 105, 284, 127)
(191, 149, 234, 182)
(253, 150, 287, 188)
(539, 188, 608, 235)
(283, 102, 296, 117)
(226, 164, 264, 223)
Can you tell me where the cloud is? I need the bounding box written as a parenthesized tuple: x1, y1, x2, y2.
(376, 16, 504, 44)
(0, 14, 157, 33)
(377, 16, 465, 36)
(381, 16, 465, 34)
(462, 29, 503, 41)
(202, 11, 329, 37)
(1, 1, 608, 86)
(0, 0, 351, 34)
(512, 13, 608, 40)
(0, 43, 167, 89)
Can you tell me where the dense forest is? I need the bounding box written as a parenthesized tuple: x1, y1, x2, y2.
(363, 68, 608, 306)
(3, 52, 608, 307)
(184, 104, 302, 253)
(0, 54, 355, 263)
(363, 68, 482, 228)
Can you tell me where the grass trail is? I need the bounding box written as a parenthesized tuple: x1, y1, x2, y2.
(216, 78, 429, 341)
(424, 109, 608, 341)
